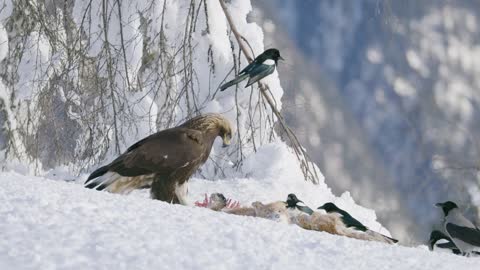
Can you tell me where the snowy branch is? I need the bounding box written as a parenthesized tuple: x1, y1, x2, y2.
(218, 0, 321, 184)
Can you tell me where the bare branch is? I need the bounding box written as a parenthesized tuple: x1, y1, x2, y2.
(218, 0, 320, 183)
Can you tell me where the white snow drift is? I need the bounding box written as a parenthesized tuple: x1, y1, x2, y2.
(0, 170, 478, 270)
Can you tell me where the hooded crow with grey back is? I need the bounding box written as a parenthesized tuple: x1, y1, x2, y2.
(428, 230, 480, 255)
(436, 201, 480, 255)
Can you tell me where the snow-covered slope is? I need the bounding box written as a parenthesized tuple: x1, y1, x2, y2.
(1, 170, 478, 270)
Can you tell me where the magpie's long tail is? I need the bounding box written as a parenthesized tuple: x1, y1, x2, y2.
(220, 73, 249, 91)
(383, 234, 399, 244)
(365, 229, 398, 244)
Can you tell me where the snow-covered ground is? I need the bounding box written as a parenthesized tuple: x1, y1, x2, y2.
(1, 151, 478, 270)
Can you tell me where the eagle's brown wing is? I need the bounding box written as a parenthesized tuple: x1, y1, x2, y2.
(110, 127, 205, 176)
(85, 128, 207, 194)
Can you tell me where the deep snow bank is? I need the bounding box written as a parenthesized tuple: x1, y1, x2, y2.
(1, 170, 478, 269)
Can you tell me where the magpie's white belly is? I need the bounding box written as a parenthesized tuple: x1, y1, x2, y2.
(263, 59, 275, 66)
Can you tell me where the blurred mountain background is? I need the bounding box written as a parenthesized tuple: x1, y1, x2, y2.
(251, 0, 480, 243)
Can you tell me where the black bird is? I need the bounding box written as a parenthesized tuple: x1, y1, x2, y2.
(429, 230, 465, 255)
(318, 202, 398, 243)
(286, 194, 314, 215)
(429, 230, 459, 253)
(436, 201, 480, 255)
(220, 48, 284, 91)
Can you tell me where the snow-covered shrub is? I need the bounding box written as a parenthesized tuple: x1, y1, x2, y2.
(0, 0, 287, 178)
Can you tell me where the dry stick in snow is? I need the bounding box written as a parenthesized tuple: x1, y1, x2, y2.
(218, 0, 320, 184)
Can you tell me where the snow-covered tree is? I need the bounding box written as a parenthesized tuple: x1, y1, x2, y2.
(0, 0, 319, 183)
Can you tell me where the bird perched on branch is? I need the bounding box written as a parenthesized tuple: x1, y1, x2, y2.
(220, 48, 284, 91)
(84, 113, 233, 205)
(318, 202, 398, 244)
(436, 201, 480, 256)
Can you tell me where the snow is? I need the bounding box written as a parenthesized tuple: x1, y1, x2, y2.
(1, 171, 478, 270)
(393, 77, 416, 98)
(0, 0, 286, 175)
(60, 0, 283, 174)
(0, 23, 7, 62)
(2, 143, 478, 268)
(16, 31, 52, 100)
(366, 47, 383, 64)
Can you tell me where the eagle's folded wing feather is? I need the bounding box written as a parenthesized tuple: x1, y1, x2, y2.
(86, 128, 205, 193)
(110, 128, 204, 176)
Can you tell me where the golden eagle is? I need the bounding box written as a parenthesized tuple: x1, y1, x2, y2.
(84, 113, 233, 204)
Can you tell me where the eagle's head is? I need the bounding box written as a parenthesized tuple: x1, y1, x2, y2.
(218, 120, 233, 147)
(183, 113, 233, 147)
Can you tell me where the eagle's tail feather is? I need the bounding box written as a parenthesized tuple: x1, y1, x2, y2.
(220, 73, 249, 91)
(86, 165, 109, 183)
(85, 171, 154, 194)
(84, 169, 115, 191)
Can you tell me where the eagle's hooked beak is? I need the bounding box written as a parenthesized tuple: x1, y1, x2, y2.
(222, 136, 231, 148)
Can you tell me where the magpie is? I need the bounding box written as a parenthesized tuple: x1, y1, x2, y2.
(436, 201, 480, 256)
(429, 230, 460, 254)
(220, 48, 284, 91)
(318, 202, 398, 243)
(285, 193, 314, 215)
